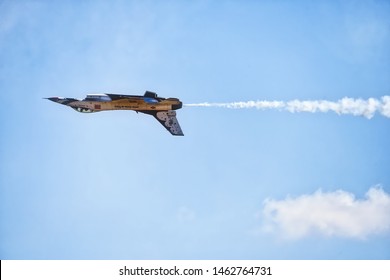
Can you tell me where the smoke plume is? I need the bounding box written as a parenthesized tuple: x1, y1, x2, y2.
(185, 96, 390, 119)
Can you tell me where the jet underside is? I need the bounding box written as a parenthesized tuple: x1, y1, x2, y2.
(46, 91, 184, 136)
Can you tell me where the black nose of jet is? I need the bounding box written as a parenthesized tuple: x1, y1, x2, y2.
(44, 97, 64, 103)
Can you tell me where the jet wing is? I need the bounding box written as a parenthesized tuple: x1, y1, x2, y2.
(154, 110, 184, 136)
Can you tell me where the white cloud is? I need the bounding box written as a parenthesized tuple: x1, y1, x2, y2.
(177, 206, 196, 222)
(344, 5, 390, 61)
(316, 1, 390, 64)
(261, 187, 390, 240)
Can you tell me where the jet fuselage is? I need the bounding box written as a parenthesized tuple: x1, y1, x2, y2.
(47, 92, 182, 113)
(46, 91, 184, 136)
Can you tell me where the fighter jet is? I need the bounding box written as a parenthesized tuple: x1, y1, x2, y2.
(46, 91, 184, 136)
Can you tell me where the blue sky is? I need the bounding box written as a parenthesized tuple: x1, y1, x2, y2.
(0, 0, 389, 259)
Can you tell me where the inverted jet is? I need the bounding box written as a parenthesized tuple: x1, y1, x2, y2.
(46, 91, 184, 136)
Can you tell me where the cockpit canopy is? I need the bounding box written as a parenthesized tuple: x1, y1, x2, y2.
(83, 94, 112, 102)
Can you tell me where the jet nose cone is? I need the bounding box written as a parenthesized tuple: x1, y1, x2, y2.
(45, 97, 62, 103)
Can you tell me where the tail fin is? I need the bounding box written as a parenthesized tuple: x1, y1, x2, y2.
(153, 110, 184, 136)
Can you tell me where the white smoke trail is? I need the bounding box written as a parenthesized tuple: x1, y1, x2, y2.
(185, 96, 390, 119)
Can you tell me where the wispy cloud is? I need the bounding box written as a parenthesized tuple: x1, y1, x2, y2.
(177, 206, 196, 222)
(186, 96, 390, 119)
(261, 186, 390, 240)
